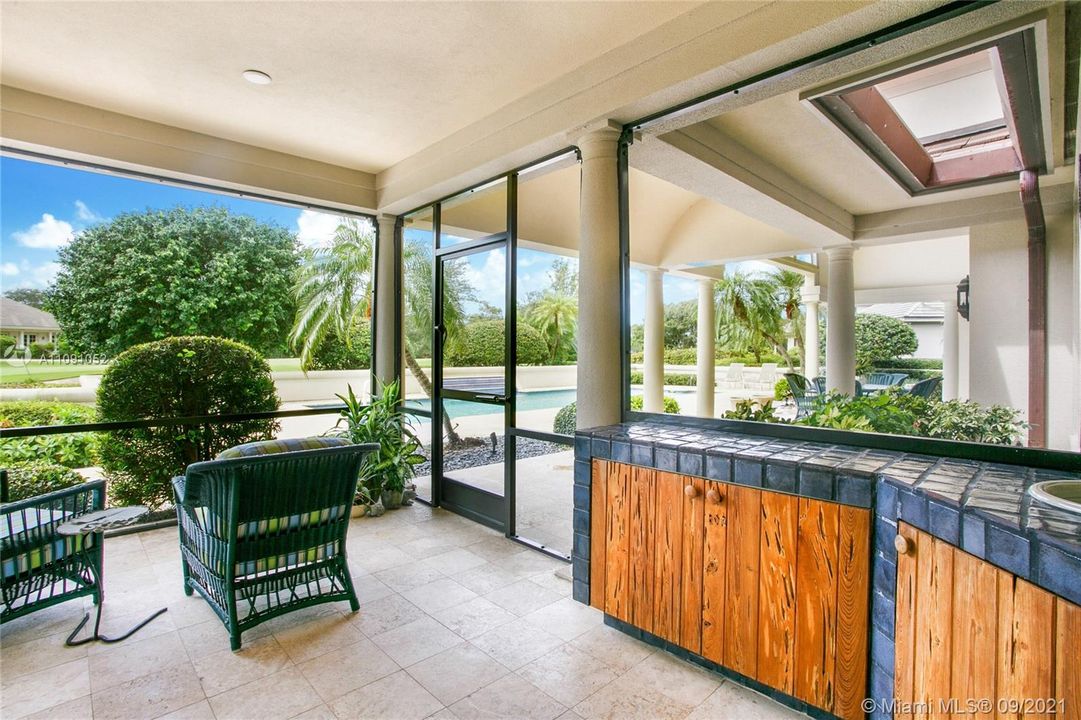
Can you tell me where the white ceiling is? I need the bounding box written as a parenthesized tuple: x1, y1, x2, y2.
(0, 1, 699, 174)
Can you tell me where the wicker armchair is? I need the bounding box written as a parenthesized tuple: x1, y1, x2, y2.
(173, 439, 376, 650)
(1, 479, 106, 624)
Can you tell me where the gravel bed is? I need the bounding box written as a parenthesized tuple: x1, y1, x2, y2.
(413, 436, 569, 477)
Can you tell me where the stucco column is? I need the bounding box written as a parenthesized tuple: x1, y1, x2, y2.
(696, 277, 717, 417)
(576, 121, 622, 429)
(643, 268, 665, 413)
(801, 277, 820, 380)
(374, 213, 399, 392)
(825, 246, 856, 395)
(942, 296, 959, 401)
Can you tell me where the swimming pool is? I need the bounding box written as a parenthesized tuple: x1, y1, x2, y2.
(404, 387, 696, 418)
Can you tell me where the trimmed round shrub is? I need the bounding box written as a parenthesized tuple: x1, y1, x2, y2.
(853, 314, 917, 374)
(306, 323, 372, 371)
(445, 320, 547, 367)
(553, 395, 680, 434)
(0, 401, 99, 468)
(774, 378, 792, 401)
(97, 336, 280, 508)
(29, 341, 55, 359)
(4, 461, 85, 502)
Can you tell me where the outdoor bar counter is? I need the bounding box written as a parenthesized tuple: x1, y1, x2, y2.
(571, 421, 1081, 720)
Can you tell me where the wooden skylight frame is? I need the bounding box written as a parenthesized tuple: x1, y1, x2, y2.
(804, 27, 1049, 195)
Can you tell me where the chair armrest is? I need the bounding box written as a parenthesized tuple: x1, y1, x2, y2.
(172, 475, 187, 505)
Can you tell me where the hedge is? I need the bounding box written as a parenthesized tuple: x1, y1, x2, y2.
(97, 336, 280, 508)
(4, 462, 86, 502)
(629, 348, 796, 366)
(629, 371, 696, 386)
(0, 401, 99, 469)
(306, 323, 372, 371)
(445, 320, 547, 367)
(553, 395, 680, 434)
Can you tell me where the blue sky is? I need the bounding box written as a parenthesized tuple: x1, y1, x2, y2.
(2, 155, 773, 326)
(0, 156, 337, 292)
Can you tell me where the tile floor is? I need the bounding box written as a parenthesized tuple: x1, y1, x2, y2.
(1, 503, 807, 720)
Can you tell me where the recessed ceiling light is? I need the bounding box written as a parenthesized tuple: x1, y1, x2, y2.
(242, 69, 272, 85)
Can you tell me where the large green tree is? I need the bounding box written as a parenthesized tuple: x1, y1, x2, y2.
(49, 206, 297, 357)
(3, 288, 49, 309)
(523, 260, 579, 364)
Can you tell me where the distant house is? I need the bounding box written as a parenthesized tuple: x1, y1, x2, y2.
(857, 302, 944, 360)
(0, 297, 60, 347)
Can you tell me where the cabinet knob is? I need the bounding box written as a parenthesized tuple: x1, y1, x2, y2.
(894, 534, 911, 555)
(684, 484, 698, 498)
(706, 488, 722, 504)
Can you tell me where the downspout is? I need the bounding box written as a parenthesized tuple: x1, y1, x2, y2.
(1020, 169, 1046, 448)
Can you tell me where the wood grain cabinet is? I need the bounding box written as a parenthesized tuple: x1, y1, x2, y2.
(589, 459, 870, 719)
(894, 523, 1079, 720)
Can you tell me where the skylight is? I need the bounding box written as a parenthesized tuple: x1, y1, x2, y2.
(876, 49, 1005, 144)
(804, 29, 1047, 195)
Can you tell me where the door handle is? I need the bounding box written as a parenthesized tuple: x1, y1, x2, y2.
(435, 325, 448, 348)
(472, 393, 509, 402)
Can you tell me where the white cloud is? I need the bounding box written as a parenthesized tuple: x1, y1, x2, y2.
(3, 261, 60, 290)
(461, 249, 507, 312)
(74, 200, 103, 223)
(296, 209, 344, 247)
(12, 214, 75, 249)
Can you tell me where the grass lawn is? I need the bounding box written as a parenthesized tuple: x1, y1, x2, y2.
(1, 357, 306, 384)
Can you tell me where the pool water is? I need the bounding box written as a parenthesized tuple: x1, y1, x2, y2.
(404, 387, 696, 418)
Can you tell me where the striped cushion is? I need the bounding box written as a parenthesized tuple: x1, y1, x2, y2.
(2, 534, 92, 579)
(236, 504, 348, 539)
(235, 540, 341, 577)
(216, 437, 350, 459)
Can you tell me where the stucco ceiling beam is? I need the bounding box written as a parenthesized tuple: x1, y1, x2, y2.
(632, 125, 854, 247)
(853, 172, 1074, 243)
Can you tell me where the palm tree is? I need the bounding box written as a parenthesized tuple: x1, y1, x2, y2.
(773, 270, 806, 371)
(290, 218, 374, 370)
(527, 292, 577, 364)
(715, 271, 791, 367)
(402, 238, 473, 445)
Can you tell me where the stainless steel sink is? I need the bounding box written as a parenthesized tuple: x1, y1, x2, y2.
(1029, 480, 1081, 514)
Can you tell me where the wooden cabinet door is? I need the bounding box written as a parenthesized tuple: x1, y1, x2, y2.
(701, 480, 728, 665)
(895, 523, 1079, 720)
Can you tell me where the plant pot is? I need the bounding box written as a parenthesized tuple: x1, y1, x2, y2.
(350, 504, 368, 519)
(381, 489, 404, 509)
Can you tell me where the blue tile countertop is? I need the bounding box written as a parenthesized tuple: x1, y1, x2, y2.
(571, 420, 1081, 607)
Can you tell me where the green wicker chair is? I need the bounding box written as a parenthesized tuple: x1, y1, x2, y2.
(173, 438, 376, 650)
(1, 479, 106, 624)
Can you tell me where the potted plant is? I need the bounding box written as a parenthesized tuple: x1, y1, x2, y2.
(334, 380, 425, 512)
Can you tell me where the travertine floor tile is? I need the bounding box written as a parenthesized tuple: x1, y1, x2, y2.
(517, 645, 618, 707)
(158, 699, 216, 720)
(351, 592, 423, 637)
(522, 597, 603, 641)
(370, 616, 461, 667)
(91, 662, 204, 720)
(687, 680, 805, 720)
(431, 597, 517, 639)
(20, 694, 93, 720)
(569, 624, 655, 674)
(449, 672, 566, 720)
(274, 611, 366, 664)
(621, 648, 721, 706)
(401, 577, 478, 613)
(208, 667, 322, 720)
(471, 619, 564, 670)
(87, 629, 190, 692)
(296, 637, 399, 703)
(405, 642, 507, 705)
(572, 674, 692, 720)
(484, 578, 563, 616)
(191, 635, 291, 697)
(329, 670, 444, 720)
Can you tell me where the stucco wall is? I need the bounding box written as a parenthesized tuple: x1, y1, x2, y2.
(967, 219, 1028, 422)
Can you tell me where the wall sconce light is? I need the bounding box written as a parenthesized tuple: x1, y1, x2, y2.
(956, 275, 970, 320)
